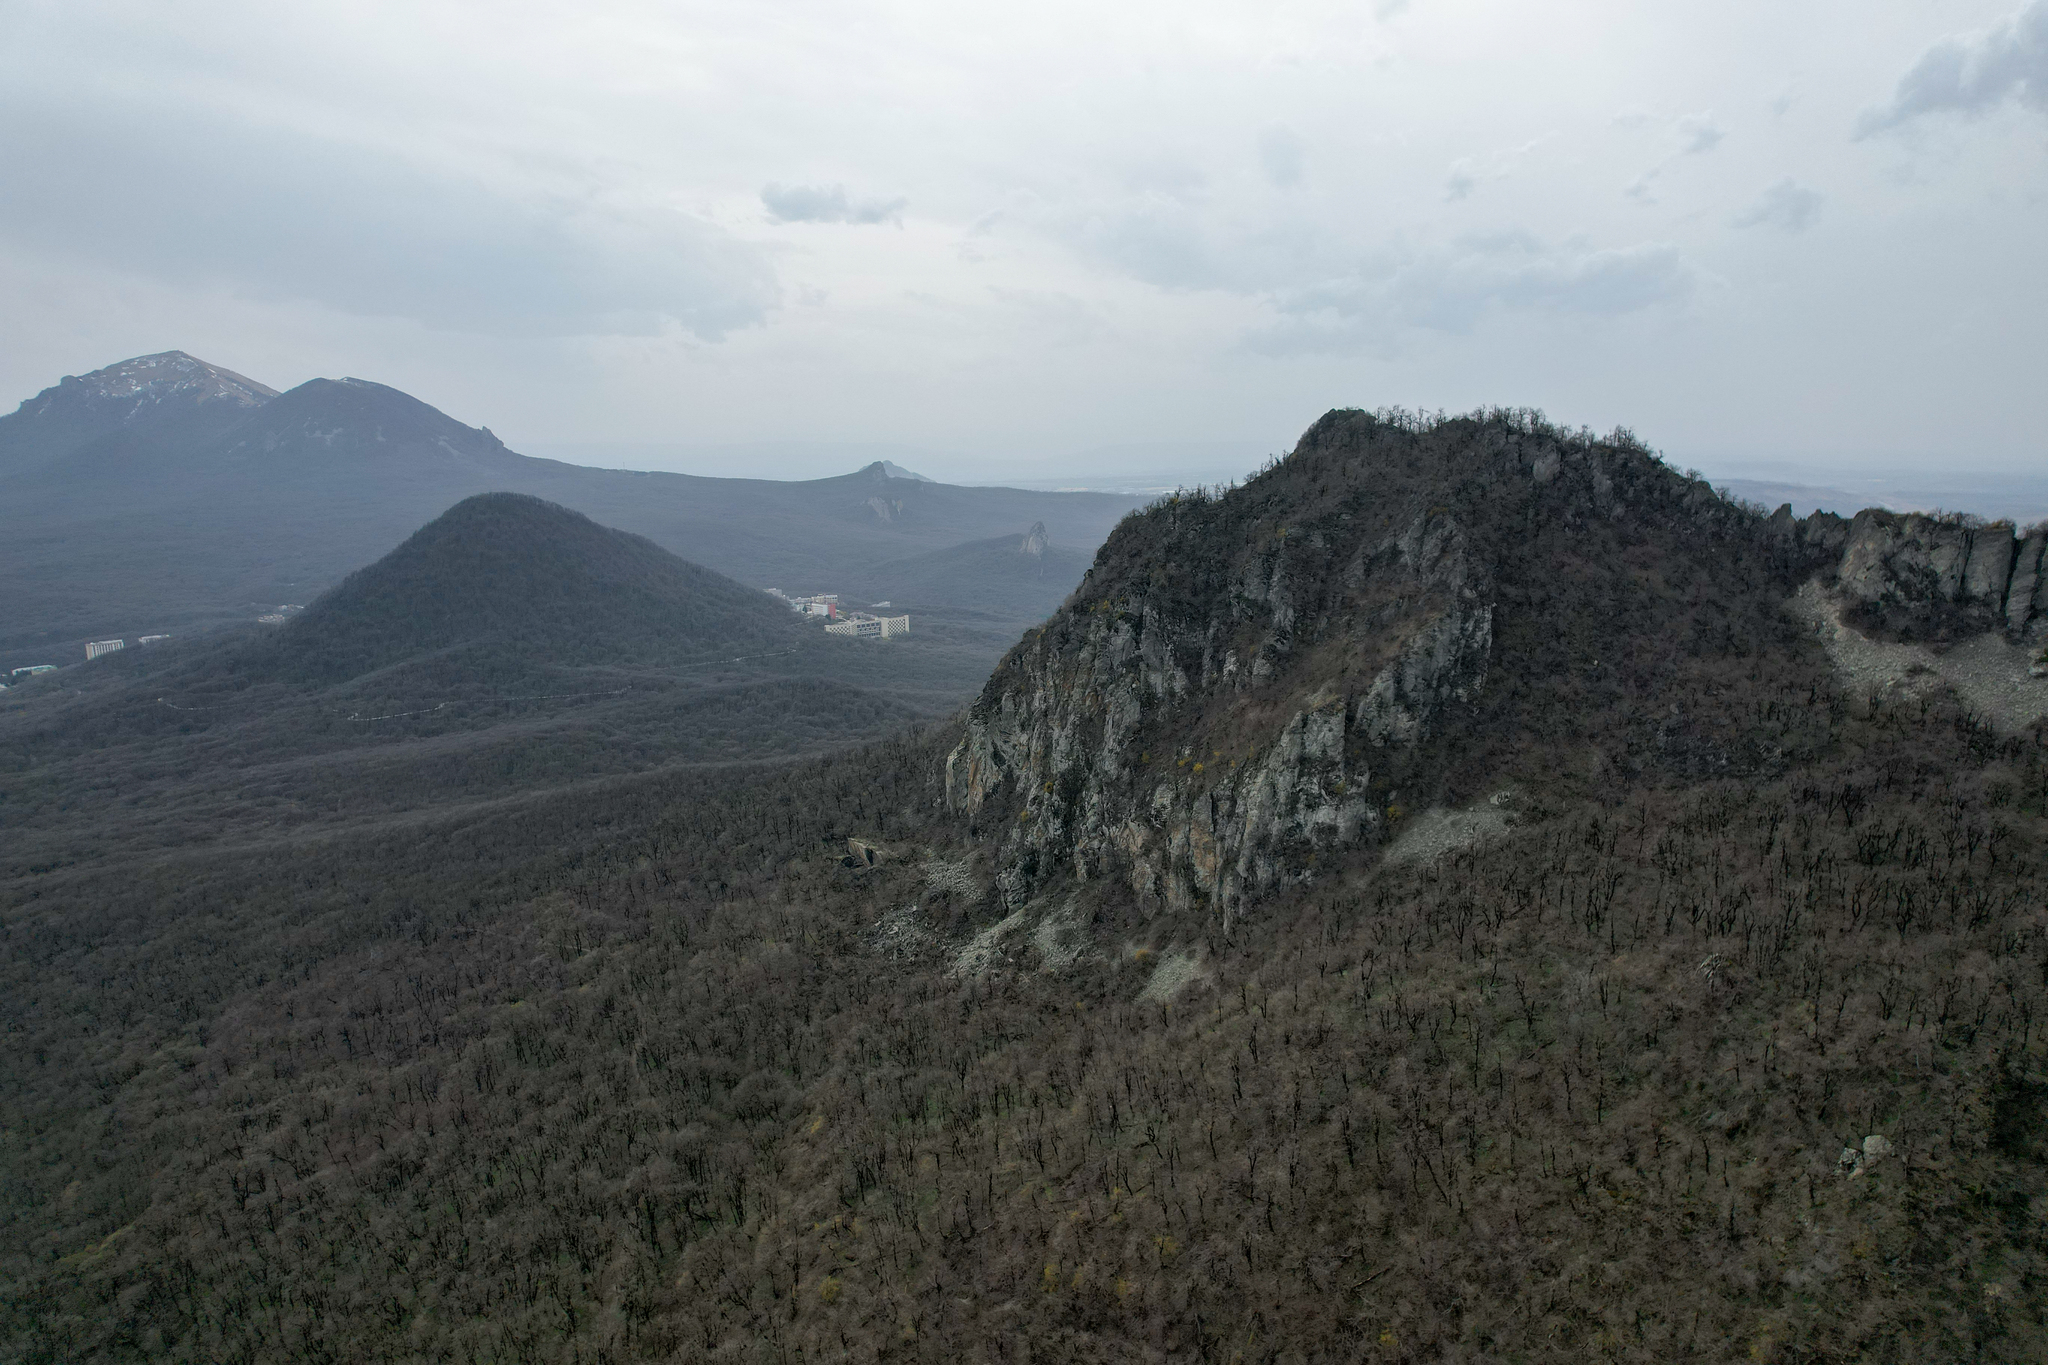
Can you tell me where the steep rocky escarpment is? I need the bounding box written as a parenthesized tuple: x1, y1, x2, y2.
(948, 409, 1830, 920)
(1778, 505, 2048, 643)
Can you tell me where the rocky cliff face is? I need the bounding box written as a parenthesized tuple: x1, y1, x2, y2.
(1784, 506, 2047, 641)
(946, 409, 1792, 923)
(944, 507, 1491, 918)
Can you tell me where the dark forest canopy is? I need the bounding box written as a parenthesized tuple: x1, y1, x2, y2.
(2, 407, 2045, 1363)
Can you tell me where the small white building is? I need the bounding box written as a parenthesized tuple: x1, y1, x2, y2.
(86, 639, 125, 660)
(139, 634, 171, 646)
(11, 665, 57, 677)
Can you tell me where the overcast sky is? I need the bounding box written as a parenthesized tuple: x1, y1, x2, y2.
(2, 0, 2043, 482)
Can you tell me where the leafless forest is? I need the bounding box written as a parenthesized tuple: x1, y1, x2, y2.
(4, 412, 2044, 1362)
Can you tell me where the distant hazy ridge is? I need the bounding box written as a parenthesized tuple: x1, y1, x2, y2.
(0, 352, 1148, 660)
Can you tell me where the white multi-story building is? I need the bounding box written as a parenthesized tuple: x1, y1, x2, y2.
(825, 614, 910, 639)
(85, 639, 125, 660)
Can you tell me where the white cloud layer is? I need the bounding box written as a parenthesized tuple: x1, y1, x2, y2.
(0, 0, 2041, 477)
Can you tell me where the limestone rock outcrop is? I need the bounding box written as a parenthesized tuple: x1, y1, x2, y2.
(1811, 508, 2045, 640)
(943, 565, 1484, 918)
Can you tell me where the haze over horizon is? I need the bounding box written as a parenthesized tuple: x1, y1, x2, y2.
(3, 1, 2043, 485)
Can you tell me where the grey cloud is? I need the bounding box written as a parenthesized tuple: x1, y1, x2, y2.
(1444, 138, 1549, 203)
(0, 94, 774, 340)
(1075, 205, 1221, 291)
(1073, 201, 1317, 295)
(761, 183, 908, 224)
(1120, 160, 1209, 202)
(1252, 235, 1695, 351)
(1385, 236, 1694, 329)
(1678, 113, 1726, 154)
(1258, 128, 1307, 189)
(1734, 180, 1824, 233)
(1856, 1, 2048, 136)
(987, 287, 1110, 344)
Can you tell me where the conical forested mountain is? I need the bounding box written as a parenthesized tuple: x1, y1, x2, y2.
(264, 492, 802, 681)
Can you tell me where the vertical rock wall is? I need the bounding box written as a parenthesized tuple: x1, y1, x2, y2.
(1815, 508, 2044, 639)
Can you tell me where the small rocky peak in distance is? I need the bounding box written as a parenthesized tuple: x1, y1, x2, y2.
(862, 459, 934, 483)
(1021, 521, 1049, 558)
(25, 351, 276, 423)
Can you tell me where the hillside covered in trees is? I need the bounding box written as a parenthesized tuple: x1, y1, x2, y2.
(0, 494, 984, 883)
(3, 409, 2046, 1362)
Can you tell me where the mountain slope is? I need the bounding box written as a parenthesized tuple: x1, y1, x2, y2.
(0, 493, 944, 879)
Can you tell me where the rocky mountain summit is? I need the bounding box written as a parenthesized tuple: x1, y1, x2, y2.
(44, 350, 275, 411)
(0, 350, 276, 478)
(948, 408, 1830, 920)
(944, 409, 2048, 933)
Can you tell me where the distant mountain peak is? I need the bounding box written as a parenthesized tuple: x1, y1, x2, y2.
(861, 459, 934, 483)
(52, 351, 276, 412)
(1021, 521, 1049, 557)
(0, 350, 283, 479)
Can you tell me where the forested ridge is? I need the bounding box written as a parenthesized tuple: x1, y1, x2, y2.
(3, 410, 2045, 1362)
